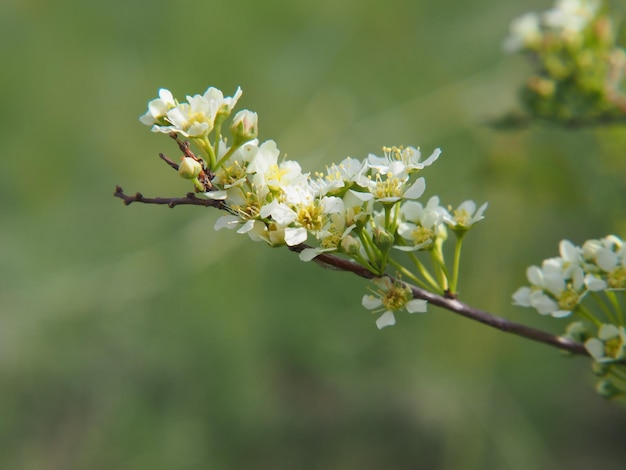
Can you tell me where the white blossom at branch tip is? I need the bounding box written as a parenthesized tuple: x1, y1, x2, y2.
(139, 88, 177, 125)
(446, 200, 488, 229)
(513, 235, 626, 318)
(585, 324, 626, 363)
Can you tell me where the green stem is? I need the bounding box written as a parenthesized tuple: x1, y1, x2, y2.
(430, 244, 449, 292)
(191, 177, 205, 192)
(576, 304, 602, 327)
(351, 252, 381, 276)
(449, 233, 465, 295)
(212, 115, 228, 163)
(606, 290, 625, 326)
(215, 143, 241, 170)
(357, 228, 381, 274)
(407, 251, 442, 292)
(388, 258, 431, 290)
(195, 137, 216, 169)
(590, 291, 618, 325)
(608, 365, 626, 383)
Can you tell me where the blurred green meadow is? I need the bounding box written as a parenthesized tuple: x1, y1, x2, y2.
(2, 0, 626, 468)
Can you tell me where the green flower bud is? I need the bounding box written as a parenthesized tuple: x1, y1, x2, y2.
(341, 235, 361, 255)
(230, 109, 258, 146)
(596, 379, 624, 399)
(372, 227, 394, 252)
(178, 157, 202, 180)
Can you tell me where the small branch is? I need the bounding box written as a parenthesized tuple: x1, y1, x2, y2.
(159, 153, 179, 171)
(114, 189, 588, 357)
(288, 244, 589, 357)
(170, 133, 198, 160)
(113, 186, 230, 211)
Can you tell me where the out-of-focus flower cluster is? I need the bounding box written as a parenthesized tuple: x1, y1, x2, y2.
(141, 86, 487, 329)
(503, 0, 626, 122)
(513, 234, 626, 398)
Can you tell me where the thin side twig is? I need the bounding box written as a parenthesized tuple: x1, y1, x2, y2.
(113, 186, 229, 211)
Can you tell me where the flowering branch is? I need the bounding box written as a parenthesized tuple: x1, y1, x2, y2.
(118, 80, 626, 399)
(113, 185, 588, 357)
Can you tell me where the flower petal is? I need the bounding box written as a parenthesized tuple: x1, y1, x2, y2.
(405, 299, 428, 313)
(376, 311, 396, 329)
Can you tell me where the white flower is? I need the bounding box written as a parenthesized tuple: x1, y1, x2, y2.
(230, 109, 258, 145)
(298, 198, 357, 261)
(204, 86, 243, 118)
(582, 235, 626, 289)
(362, 165, 426, 204)
(585, 324, 626, 363)
(396, 196, 447, 251)
(362, 277, 428, 329)
(313, 157, 368, 196)
(139, 88, 177, 126)
(153, 96, 214, 138)
(513, 259, 586, 317)
(503, 12, 542, 53)
(248, 140, 307, 192)
(211, 140, 260, 188)
(558, 239, 583, 266)
(543, 0, 599, 34)
(367, 146, 441, 174)
(148, 86, 243, 138)
(444, 200, 488, 230)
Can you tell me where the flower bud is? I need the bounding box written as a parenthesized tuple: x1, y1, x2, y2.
(372, 227, 394, 252)
(341, 235, 361, 255)
(596, 379, 624, 399)
(178, 157, 203, 180)
(527, 76, 555, 98)
(230, 110, 258, 146)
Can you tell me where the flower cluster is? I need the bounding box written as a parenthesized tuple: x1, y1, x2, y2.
(514, 234, 626, 397)
(140, 86, 487, 329)
(503, 0, 626, 122)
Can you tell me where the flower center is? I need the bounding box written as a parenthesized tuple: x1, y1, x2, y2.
(410, 226, 435, 245)
(381, 283, 412, 311)
(604, 336, 623, 360)
(373, 173, 402, 199)
(218, 161, 246, 186)
(607, 266, 626, 289)
(453, 208, 471, 227)
(558, 287, 580, 311)
(297, 203, 324, 232)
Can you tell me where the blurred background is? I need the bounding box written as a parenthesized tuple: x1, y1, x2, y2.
(2, 0, 626, 468)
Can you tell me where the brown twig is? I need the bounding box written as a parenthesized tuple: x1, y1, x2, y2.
(113, 186, 231, 211)
(113, 187, 589, 357)
(287, 244, 590, 357)
(159, 153, 180, 171)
